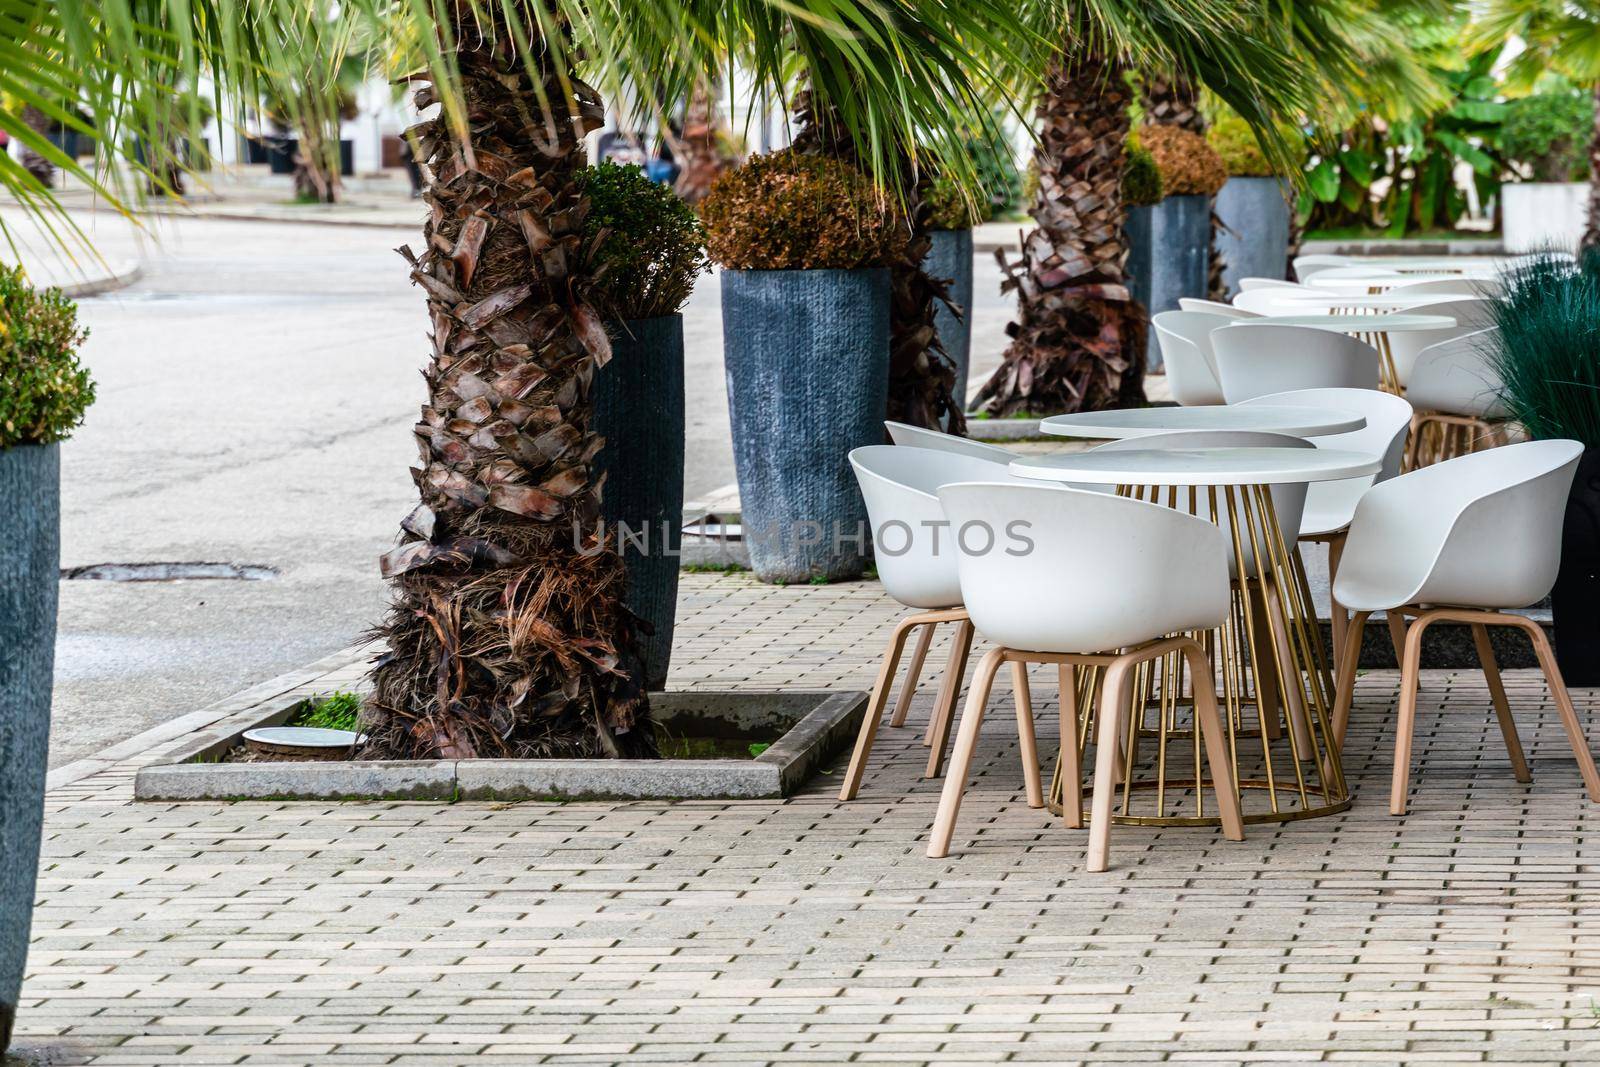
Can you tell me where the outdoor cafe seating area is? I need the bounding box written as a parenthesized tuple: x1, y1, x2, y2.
(840, 251, 1599, 872)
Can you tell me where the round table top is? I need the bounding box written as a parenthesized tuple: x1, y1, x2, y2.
(1235, 312, 1457, 332)
(1038, 404, 1367, 440)
(1009, 446, 1383, 486)
(1308, 272, 1496, 292)
(1339, 256, 1504, 272)
(1277, 291, 1484, 310)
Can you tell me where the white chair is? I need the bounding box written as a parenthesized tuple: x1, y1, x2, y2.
(1329, 440, 1600, 815)
(1232, 288, 1306, 315)
(1293, 254, 1354, 281)
(1211, 323, 1380, 402)
(1405, 328, 1511, 469)
(1310, 265, 1403, 282)
(1151, 311, 1230, 405)
(1179, 297, 1260, 319)
(1383, 297, 1497, 388)
(841, 445, 1022, 798)
(927, 482, 1244, 870)
(1237, 388, 1414, 659)
(1238, 277, 1302, 292)
(885, 420, 1017, 462)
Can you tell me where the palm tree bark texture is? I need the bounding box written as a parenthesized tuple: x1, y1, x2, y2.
(673, 78, 729, 207)
(974, 56, 1145, 416)
(791, 90, 966, 434)
(1144, 74, 1227, 303)
(363, 10, 653, 760)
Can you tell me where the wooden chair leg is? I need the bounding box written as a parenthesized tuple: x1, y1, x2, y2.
(1386, 611, 1408, 668)
(924, 620, 974, 777)
(1087, 658, 1135, 873)
(889, 622, 935, 728)
(1058, 663, 1084, 830)
(1327, 533, 1348, 665)
(1331, 611, 1371, 749)
(927, 648, 1005, 858)
(1521, 620, 1600, 802)
(839, 616, 920, 801)
(1179, 642, 1244, 842)
(1011, 660, 1043, 809)
(1390, 614, 1431, 816)
(1472, 622, 1530, 783)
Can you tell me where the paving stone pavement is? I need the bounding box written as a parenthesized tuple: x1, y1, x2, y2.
(16, 571, 1600, 1065)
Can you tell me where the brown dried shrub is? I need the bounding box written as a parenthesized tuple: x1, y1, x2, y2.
(700, 149, 907, 270)
(1139, 124, 1227, 197)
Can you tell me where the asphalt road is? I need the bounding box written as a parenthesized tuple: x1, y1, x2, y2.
(26, 210, 1015, 767)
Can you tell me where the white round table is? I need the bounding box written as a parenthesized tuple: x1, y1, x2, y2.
(1337, 255, 1503, 273)
(1308, 272, 1496, 293)
(1277, 291, 1484, 311)
(1015, 446, 1378, 827)
(1039, 405, 1366, 441)
(1237, 314, 1457, 393)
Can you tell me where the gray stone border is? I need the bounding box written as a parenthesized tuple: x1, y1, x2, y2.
(134, 690, 866, 802)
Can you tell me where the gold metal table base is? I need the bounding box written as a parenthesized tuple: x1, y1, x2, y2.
(1047, 482, 1350, 826)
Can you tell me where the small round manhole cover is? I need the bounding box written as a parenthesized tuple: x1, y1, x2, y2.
(243, 727, 365, 755)
(60, 562, 278, 582)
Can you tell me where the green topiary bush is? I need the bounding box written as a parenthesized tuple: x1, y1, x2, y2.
(1207, 113, 1275, 178)
(1139, 124, 1227, 197)
(1122, 145, 1165, 207)
(925, 177, 987, 231)
(0, 264, 93, 450)
(1489, 251, 1600, 447)
(1502, 89, 1595, 183)
(579, 161, 709, 319)
(700, 149, 907, 270)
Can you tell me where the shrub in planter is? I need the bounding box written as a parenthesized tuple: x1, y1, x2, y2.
(579, 161, 709, 689)
(1500, 87, 1595, 252)
(1488, 252, 1600, 683)
(923, 178, 986, 419)
(702, 150, 901, 583)
(1126, 127, 1221, 368)
(1208, 112, 1292, 298)
(0, 264, 93, 1055)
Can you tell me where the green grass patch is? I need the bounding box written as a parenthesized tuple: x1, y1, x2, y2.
(286, 690, 362, 732)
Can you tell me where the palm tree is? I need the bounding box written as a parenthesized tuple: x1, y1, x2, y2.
(6, 0, 1036, 760)
(1472, 0, 1600, 248)
(972, 1, 1313, 417)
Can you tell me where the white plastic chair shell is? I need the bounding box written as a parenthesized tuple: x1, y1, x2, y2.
(1238, 387, 1414, 536)
(1332, 440, 1583, 612)
(1385, 276, 1503, 298)
(1231, 288, 1307, 315)
(1405, 328, 1509, 420)
(936, 482, 1230, 654)
(850, 445, 1021, 610)
(1178, 298, 1260, 319)
(1211, 323, 1380, 402)
(1382, 297, 1497, 387)
(1152, 311, 1230, 405)
(1238, 277, 1302, 292)
(1292, 254, 1354, 281)
(885, 421, 1017, 462)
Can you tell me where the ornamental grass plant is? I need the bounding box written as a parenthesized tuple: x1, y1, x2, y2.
(1489, 250, 1600, 447)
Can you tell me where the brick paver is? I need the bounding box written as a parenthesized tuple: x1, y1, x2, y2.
(14, 572, 1600, 1065)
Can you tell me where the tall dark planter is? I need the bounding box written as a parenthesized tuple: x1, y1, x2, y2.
(0, 444, 59, 1055)
(1124, 194, 1209, 370)
(1554, 448, 1600, 685)
(339, 139, 355, 178)
(265, 136, 296, 174)
(1216, 177, 1291, 299)
(924, 229, 974, 422)
(723, 268, 890, 583)
(593, 315, 685, 691)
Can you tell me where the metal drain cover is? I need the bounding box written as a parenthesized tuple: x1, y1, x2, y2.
(60, 562, 278, 582)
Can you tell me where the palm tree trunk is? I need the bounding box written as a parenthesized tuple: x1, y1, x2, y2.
(294, 122, 339, 203)
(363, 10, 652, 760)
(19, 106, 53, 187)
(1585, 82, 1600, 250)
(673, 78, 729, 206)
(792, 90, 965, 434)
(973, 54, 1144, 417)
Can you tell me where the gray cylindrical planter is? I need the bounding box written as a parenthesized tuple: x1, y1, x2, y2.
(924, 229, 974, 422)
(593, 315, 685, 691)
(0, 444, 59, 1056)
(1216, 176, 1291, 299)
(1123, 194, 1210, 370)
(722, 268, 890, 584)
